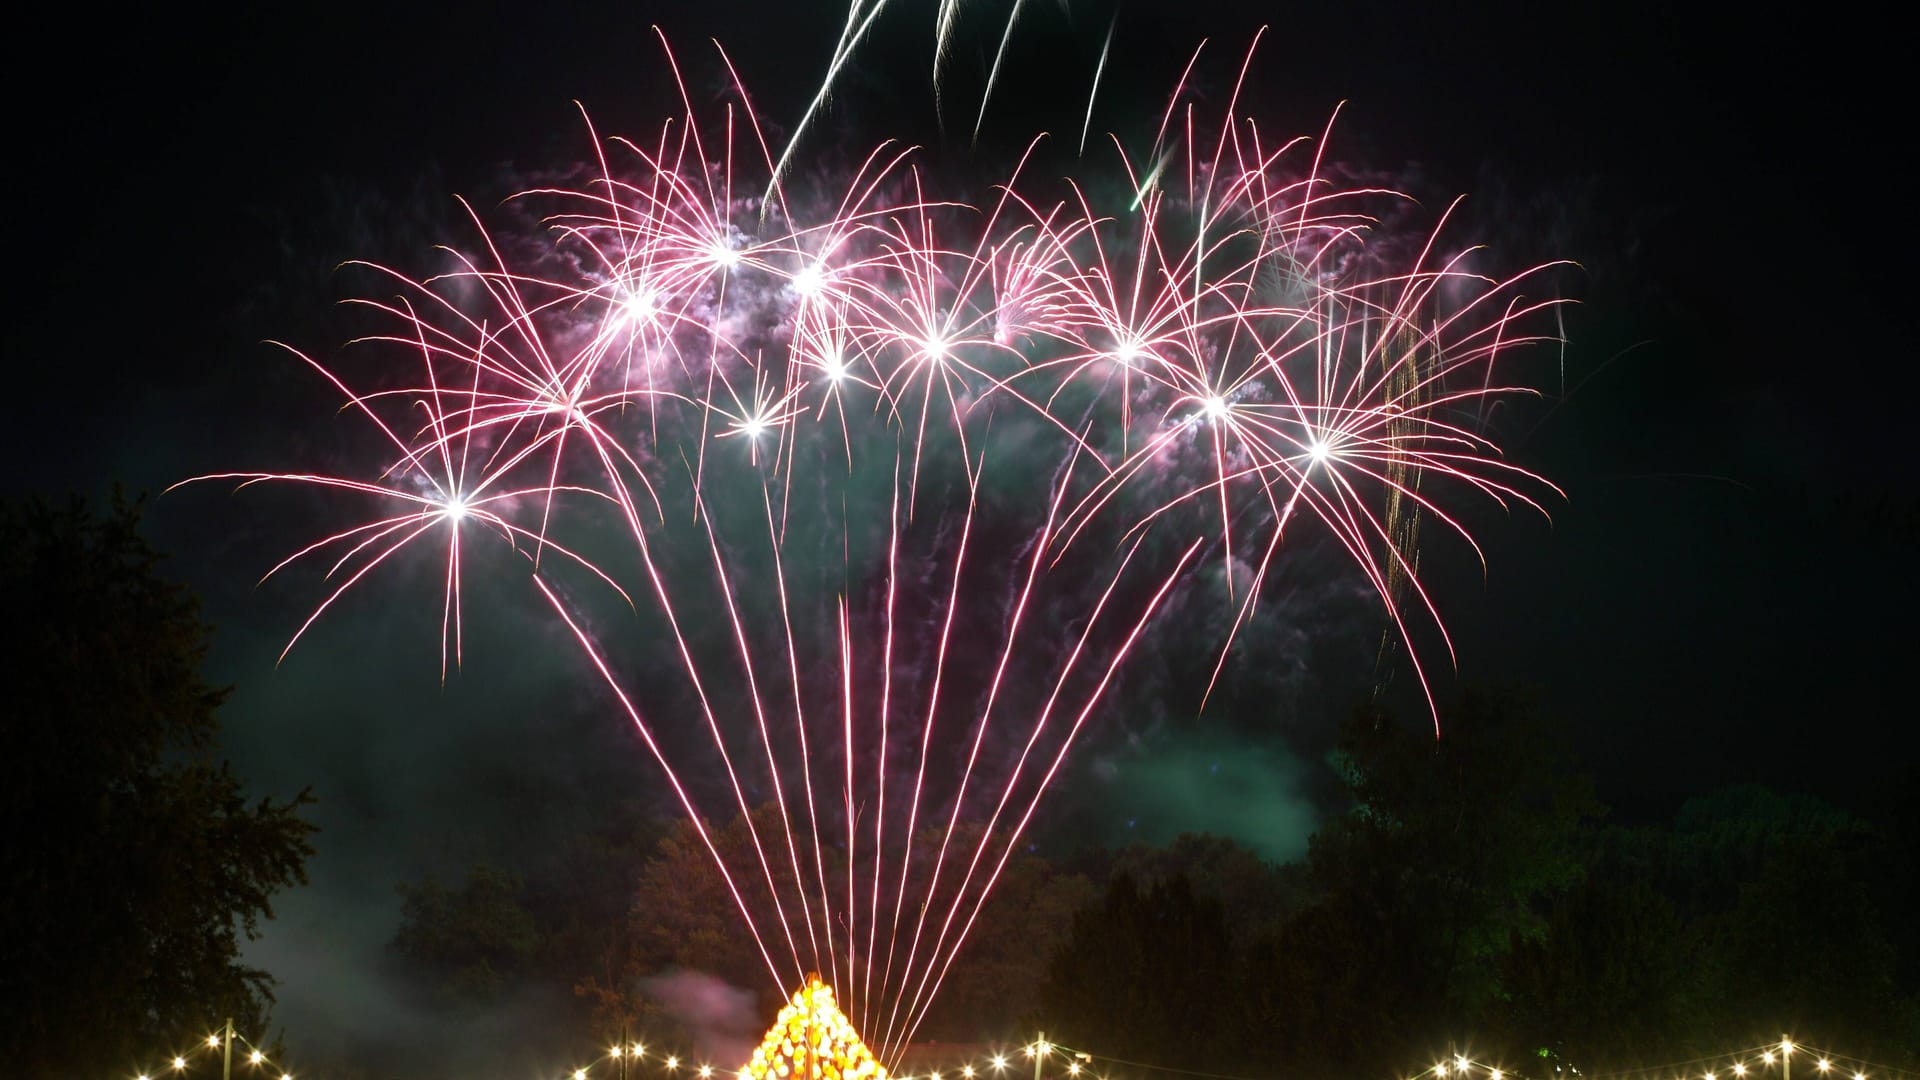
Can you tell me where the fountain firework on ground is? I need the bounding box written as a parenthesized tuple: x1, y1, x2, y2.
(182, 32, 1567, 1060)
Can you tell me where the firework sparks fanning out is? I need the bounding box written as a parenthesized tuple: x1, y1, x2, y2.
(184, 34, 1567, 1060)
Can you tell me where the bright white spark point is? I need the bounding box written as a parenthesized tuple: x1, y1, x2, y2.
(1113, 340, 1140, 366)
(623, 289, 656, 322)
(923, 333, 949, 361)
(822, 353, 847, 381)
(444, 498, 469, 522)
(711, 240, 741, 267)
(741, 416, 767, 440)
(1203, 395, 1230, 421)
(792, 263, 825, 296)
(1308, 439, 1330, 464)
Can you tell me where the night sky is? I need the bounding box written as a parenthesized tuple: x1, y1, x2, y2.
(5, 0, 1914, 1064)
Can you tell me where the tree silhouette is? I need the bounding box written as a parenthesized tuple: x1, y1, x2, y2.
(0, 494, 316, 1073)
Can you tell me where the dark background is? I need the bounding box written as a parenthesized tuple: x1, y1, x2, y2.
(4, 0, 1912, 1063)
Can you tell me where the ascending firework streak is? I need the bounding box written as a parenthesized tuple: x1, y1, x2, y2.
(181, 32, 1567, 1061)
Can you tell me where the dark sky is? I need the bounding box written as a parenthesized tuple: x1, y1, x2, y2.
(5, 0, 1914, 1065)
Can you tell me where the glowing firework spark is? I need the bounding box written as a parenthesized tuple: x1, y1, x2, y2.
(183, 32, 1567, 1058)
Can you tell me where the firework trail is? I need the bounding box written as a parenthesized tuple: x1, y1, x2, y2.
(180, 32, 1567, 1055)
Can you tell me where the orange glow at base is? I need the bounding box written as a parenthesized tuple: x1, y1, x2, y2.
(742, 975, 888, 1080)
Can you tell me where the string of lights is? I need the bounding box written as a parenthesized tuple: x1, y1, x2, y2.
(1413, 1038, 1917, 1080)
(121, 1021, 295, 1080)
(118, 1024, 1915, 1080)
(550, 1031, 1244, 1080)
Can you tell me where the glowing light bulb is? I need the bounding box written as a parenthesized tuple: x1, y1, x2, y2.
(1037, 1043, 1052, 1057)
(173, 1058, 188, 1070)
(702, 1066, 714, 1077)
(209, 1036, 222, 1049)
(636, 1045, 646, 1057)
(993, 1057, 1008, 1069)
(964, 1068, 975, 1078)
(1492, 1071, 1503, 1080)
(1783, 1042, 1795, 1055)
(140, 1074, 152, 1080)
(1764, 1054, 1776, 1065)
(1068, 1066, 1081, 1076)
(1817, 1062, 1830, 1073)
(1856, 1073, 1868, 1080)
(669, 1056, 682, 1069)
(250, 1051, 265, 1065)
(1456, 1059, 1468, 1071)
(575, 1071, 588, 1080)
(1734, 1066, 1747, 1077)
(1435, 1065, 1448, 1077)
(613, 1047, 624, 1057)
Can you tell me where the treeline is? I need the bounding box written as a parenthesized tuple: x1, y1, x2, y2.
(389, 691, 1920, 1075)
(1038, 693, 1920, 1075)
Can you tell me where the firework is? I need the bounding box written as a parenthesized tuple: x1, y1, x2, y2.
(181, 33, 1566, 1056)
